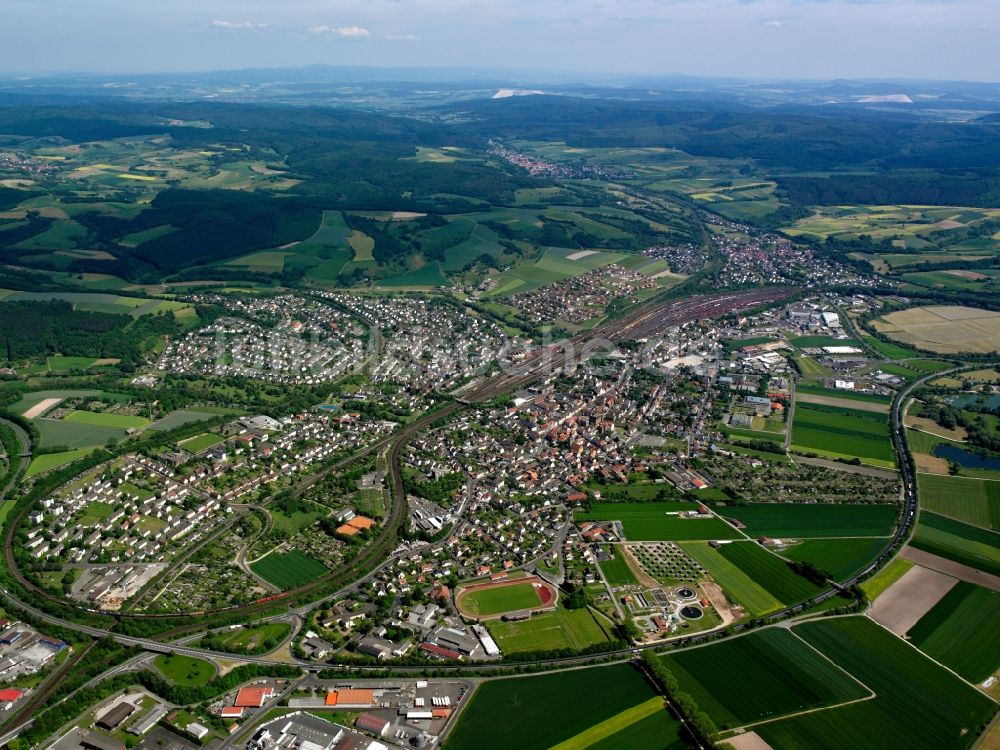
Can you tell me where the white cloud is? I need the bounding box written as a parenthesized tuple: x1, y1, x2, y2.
(210, 20, 266, 30)
(763, 19, 783, 28)
(308, 24, 371, 38)
(384, 33, 420, 42)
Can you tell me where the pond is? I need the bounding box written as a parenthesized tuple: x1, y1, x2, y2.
(933, 443, 1000, 471)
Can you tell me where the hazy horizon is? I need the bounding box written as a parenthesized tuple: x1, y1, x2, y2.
(0, 0, 998, 81)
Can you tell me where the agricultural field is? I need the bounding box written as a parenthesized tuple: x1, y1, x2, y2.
(861, 336, 922, 359)
(61, 410, 149, 429)
(147, 409, 225, 432)
(756, 617, 996, 750)
(860, 556, 914, 600)
(910, 512, 1000, 578)
(870, 306, 1000, 355)
(487, 246, 629, 297)
(906, 581, 1000, 683)
(782, 538, 889, 580)
(791, 401, 895, 466)
(36, 418, 132, 450)
(153, 654, 216, 687)
(917, 474, 1000, 530)
(576, 502, 742, 542)
(681, 542, 782, 616)
(717, 541, 823, 604)
(24, 448, 93, 478)
(0, 290, 194, 320)
(486, 604, 614, 654)
(250, 549, 328, 590)
(663, 628, 870, 728)
(444, 663, 686, 750)
(456, 580, 545, 617)
(718, 503, 897, 538)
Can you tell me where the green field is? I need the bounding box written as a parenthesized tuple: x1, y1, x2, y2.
(585, 710, 688, 750)
(860, 556, 913, 600)
(213, 622, 291, 653)
(790, 335, 862, 349)
(681, 542, 782, 616)
(718, 504, 897, 538)
(663, 628, 870, 727)
(24, 448, 93, 478)
(861, 336, 922, 359)
(487, 604, 613, 653)
(548, 698, 669, 750)
(911, 511, 1000, 578)
(177, 432, 225, 453)
(79, 501, 116, 525)
(600, 550, 639, 586)
(717, 541, 823, 604)
(62, 410, 149, 429)
(756, 617, 996, 750)
(782, 538, 888, 580)
(792, 402, 894, 466)
(917, 474, 1000, 530)
(250, 550, 327, 589)
(576, 502, 742, 541)
(444, 663, 686, 750)
(46, 356, 99, 371)
(457, 581, 543, 617)
(153, 654, 215, 687)
(906, 581, 1000, 683)
(487, 246, 628, 297)
(147, 409, 224, 432)
(36, 419, 130, 449)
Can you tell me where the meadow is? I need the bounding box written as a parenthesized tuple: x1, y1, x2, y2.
(486, 604, 613, 653)
(62, 410, 149, 429)
(153, 654, 215, 687)
(906, 581, 1000, 683)
(443, 663, 681, 750)
(457, 581, 543, 617)
(917, 473, 1000, 530)
(600, 550, 640, 586)
(178, 432, 225, 454)
(756, 617, 996, 750)
(718, 504, 896, 538)
(24, 448, 93, 478)
(663, 628, 870, 727)
(487, 246, 629, 297)
(791, 401, 894, 466)
(859, 557, 913, 600)
(250, 550, 327, 590)
(36, 419, 130, 450)
(911, 511, 1000, 578)
(576, 502, 742, 542)
(782, 538, 889, 581)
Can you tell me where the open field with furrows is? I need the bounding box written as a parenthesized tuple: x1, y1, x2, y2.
(794, 383, 893, 405)
(791, 401, 894, 467)
(250, 549, 327, 589)
(917, 474, 1000, 531)
(871, 305, 1000, 354)
(717, 541, 823, 604)
(781, 538, 889, 581)
(457, 581, 544, 617)
(681, 542, 782, 616)
(911, 512, 1000, 578)
(443, 663, 688, 750)
(486, 604, 614, 654)
(906, 581, 1000, 683)
(663, 628, 870, 728)
(718, 504, 897, 539)
(755, 617, 997, 750)
(576, 502, 742, 542)
(36, 419, 131, 449)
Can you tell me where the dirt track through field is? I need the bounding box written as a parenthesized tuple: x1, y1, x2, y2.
(797, 392, 889, 413)
(726, 732, 774, 750)
(869, 564, 957, 635)
(901, 546, 1000, 592)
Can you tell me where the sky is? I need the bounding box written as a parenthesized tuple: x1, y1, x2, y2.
(0, 0, 998, 81)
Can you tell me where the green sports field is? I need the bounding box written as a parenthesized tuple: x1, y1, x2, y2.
(910, 511, 1000, 578)
(906, 581, 1000, 683)
(663, 628, 869, 727)
(178, 432, 225, 453)
(250, 550, 327, 589)
(486, 604, 613, 653)
(917, 473, 1000, 531)
(782, 538, 888, 581)
(576, 502, 742, 541)
(444, 663, 686, 750)
(718, 504, 897, 538)
(756, 617, 996, 750)
(457, 581, 543, 617)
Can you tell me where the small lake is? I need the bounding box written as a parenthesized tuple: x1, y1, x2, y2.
(933, 443, 1000, 471)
